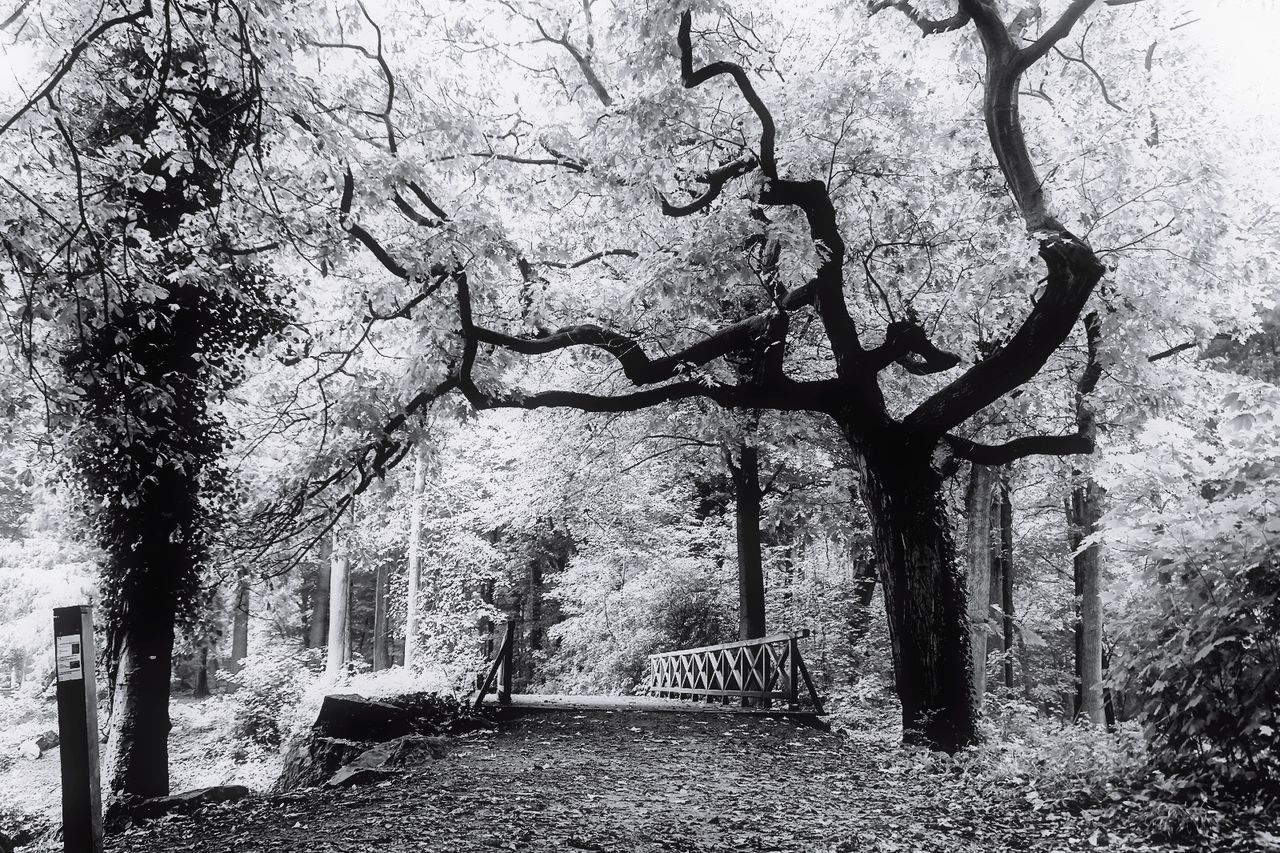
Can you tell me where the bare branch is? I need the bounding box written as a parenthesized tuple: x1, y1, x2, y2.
(538, 249, 639, 269)
(533, 18, 613, 106)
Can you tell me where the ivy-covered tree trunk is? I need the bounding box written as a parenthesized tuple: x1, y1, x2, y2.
(856, 442, 975, 752)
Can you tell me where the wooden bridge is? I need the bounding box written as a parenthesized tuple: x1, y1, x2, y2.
(472, 620, 826, 726)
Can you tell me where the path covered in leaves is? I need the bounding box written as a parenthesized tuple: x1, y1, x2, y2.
(104, 710, 1223, 853)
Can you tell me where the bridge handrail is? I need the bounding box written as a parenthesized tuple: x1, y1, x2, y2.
(639, 628, 824, 714)
(471, 618, 514, 712)
(644, 629, 810, 660)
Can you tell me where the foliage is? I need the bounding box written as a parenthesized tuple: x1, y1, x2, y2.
(1103, 382, 1280, 789)
(221, 649, 319, 749)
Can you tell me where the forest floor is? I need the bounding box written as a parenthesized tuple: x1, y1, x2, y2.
(101, 708, 1277, 853)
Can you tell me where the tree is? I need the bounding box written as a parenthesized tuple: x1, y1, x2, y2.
(410, 3, 1112, 751)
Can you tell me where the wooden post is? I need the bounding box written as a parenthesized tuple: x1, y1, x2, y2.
(498, 620, 513, 704)
(783, 630, 793, 701)
(53, 605, 102, 853)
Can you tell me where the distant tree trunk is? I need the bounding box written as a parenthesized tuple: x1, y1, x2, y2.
(524, 553, 543, 686)
(1069, 475, 1105, 723)
(964, 463, 995, 705)
(193, 645, 210, 699)
(325, 532, 350, 680)
(372, 561, 390, 671)
(404, 446, 427, 668)
(228, 571, 249, 674)
(998, 476, 1015, 689)
(308, 537, 332, 650)
(729, 443, 767, 640)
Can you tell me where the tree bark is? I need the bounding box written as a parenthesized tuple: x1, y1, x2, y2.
(325, 532, 350, 680)
(729, 443, 767, 640)
(404, 447, 426, 668)
(308, 536, 332, 650)
(1069, 475, 1105, 723)
(856, 442, 975, 752)
(228, 571, 249, 674)
(102, 605, 175, 799)
(372, 560, 390, 671)
(998, 476, 1015, 689)
(964, 463, 995, 705)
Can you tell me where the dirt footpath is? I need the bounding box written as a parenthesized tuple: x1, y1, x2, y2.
(104, 710, 1187, 853)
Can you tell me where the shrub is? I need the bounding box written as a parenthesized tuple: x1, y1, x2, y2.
(220, 649, 319, 749)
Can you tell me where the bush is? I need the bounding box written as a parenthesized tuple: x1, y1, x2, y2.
(1116, 555, 1279, 791)
(220, 649, 319, 749)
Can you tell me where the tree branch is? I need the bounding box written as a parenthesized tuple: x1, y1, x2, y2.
(678, 11, 777, 179)
(866, 319, 962, 375)
(866, 1, 971, 36)
(1017, 0, 1100, 71)
(944, 311, 1102, 465)
(660, 156, 758, 217)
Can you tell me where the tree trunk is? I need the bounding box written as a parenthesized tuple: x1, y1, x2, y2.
(308, 537, 332, 650)
(102, 607, 175, 799)
(228, 571, 249, 674)
(193, 645, 210, 699)
(1069, 476, 1105, 723)
(964, 463, 995, 705)
(730, 443, 767, 640)
(404, 447, 426, 668)
(846, 558, 878, 648)
(856, 442, 976, 752)
(372, 561, 390, 671)
(525, 552, 543, 686)
(325, 532, 350, 680)
(998, 476, 1015, 690)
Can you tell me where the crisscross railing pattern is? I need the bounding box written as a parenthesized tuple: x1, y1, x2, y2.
(638, 630, 824, 713)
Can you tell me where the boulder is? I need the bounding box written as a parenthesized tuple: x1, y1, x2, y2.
(129, 786, 250, 821)
(312, 694, 416, 741)
(16, 742, 40, 761)
(273, 735, 367, 793)
(348, 735, 448, 772)
(34, 731, 59, 751)
(324, 765, 397, 788)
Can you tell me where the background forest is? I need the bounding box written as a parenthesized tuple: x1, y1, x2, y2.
(0, 0, 1277, 846)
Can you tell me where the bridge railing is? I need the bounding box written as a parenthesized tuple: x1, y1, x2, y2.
(472, 618, 514, 712)
(637, 629, 824, 713)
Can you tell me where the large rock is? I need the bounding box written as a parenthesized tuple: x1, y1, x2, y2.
(131, 786, 249, 821)
(312, 694, 416, 741)
(34, 731, 59, 751)
(350, 735, 448, 771)
(274, 735, 367, 793)
(321, 734, 448, 788)
(324, 765, 397, 788)
(16, 741, 40, 761)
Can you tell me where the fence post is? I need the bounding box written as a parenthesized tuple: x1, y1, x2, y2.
(788, 634, 800, 709)
(53, 605, 103, 853)
(498, 619, 513, 704)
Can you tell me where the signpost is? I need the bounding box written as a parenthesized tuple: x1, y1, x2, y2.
(52, 606, 103, 853)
